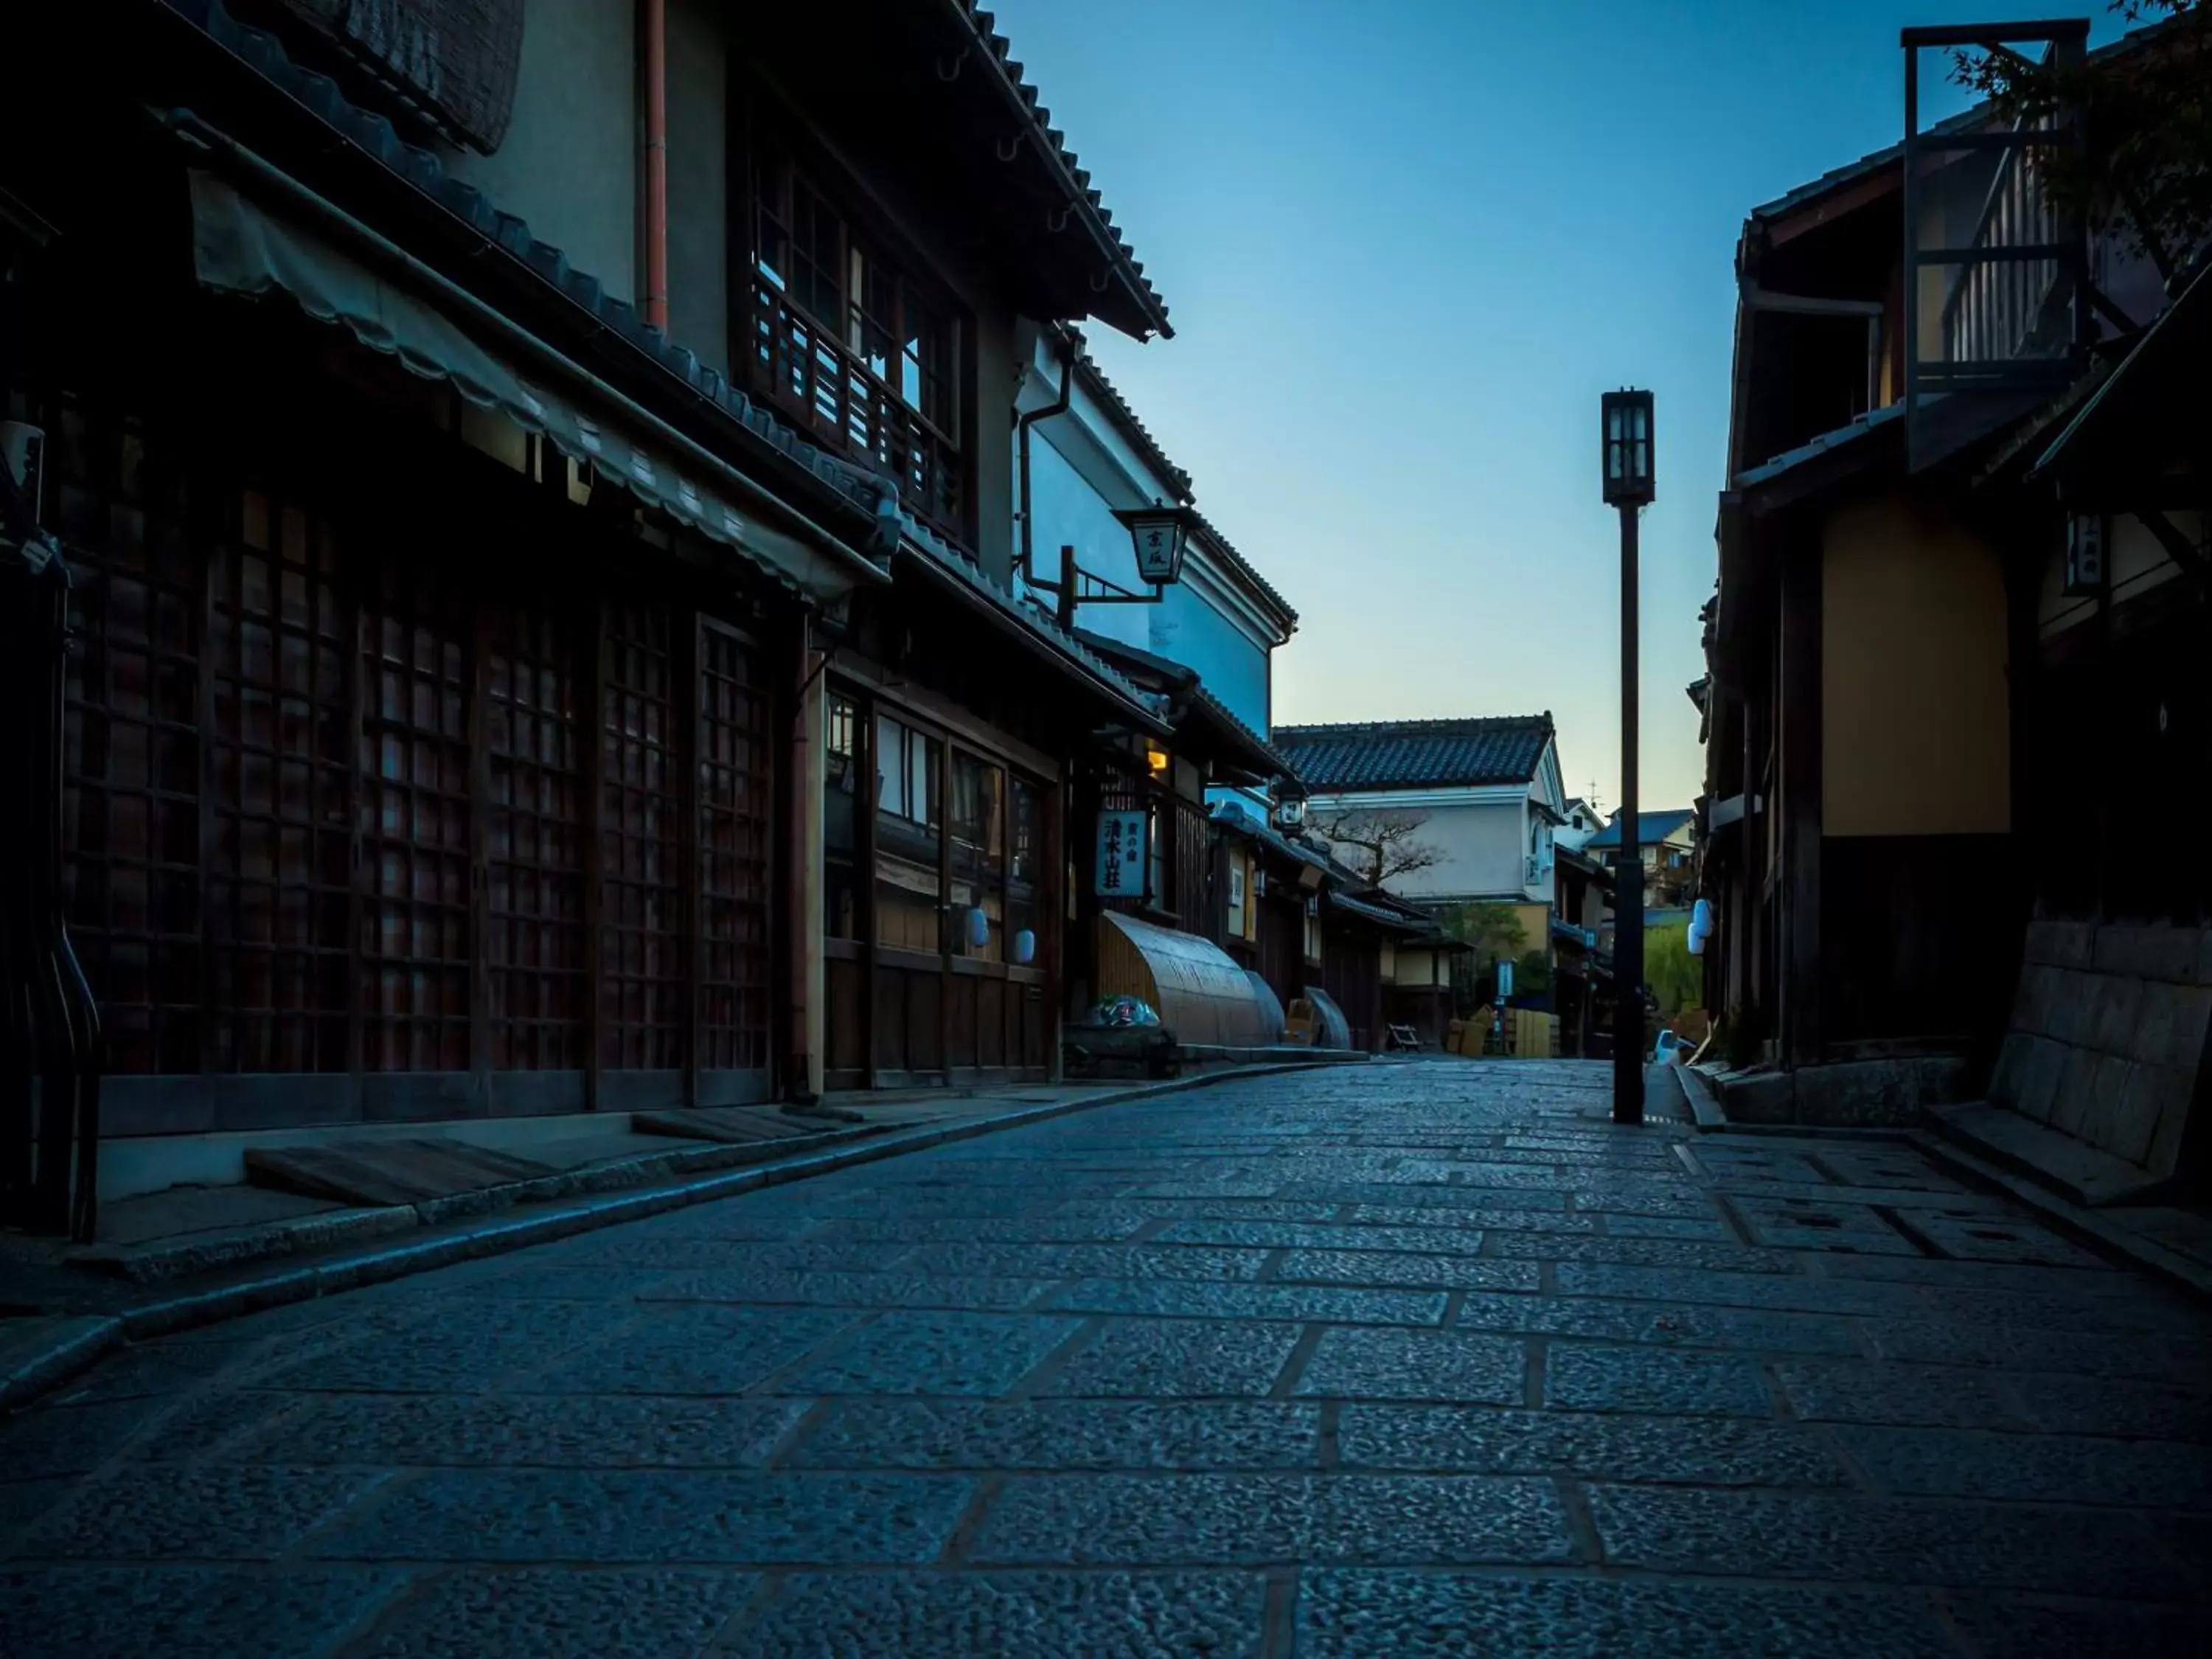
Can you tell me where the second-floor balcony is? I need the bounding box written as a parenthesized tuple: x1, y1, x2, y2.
(748, 146, 967, 548)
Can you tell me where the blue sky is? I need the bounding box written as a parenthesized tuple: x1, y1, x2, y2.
(989, 0, 2123, 811)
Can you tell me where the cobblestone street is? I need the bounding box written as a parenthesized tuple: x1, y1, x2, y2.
(3, 1060, 2210, 1657)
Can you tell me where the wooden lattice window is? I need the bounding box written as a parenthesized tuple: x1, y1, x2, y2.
(359, 560, 474, 1071)
(601, 602, 684, 1071)
(487, 605, 586, 1070)
(206, 491, 353, 1073)
(56, 399, 203, 1075)
(697, 620, 771, 1074)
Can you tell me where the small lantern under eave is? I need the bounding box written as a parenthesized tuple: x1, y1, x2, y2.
(2063, 512, 2107, 598)
(1273, 781, 1309, 832)
(1601, 389, 1656, 507)
(1113, 501, 1200, 586)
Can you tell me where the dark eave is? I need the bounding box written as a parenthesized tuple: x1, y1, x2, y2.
(146, 0, 894, 549)
(2034, 254, 2212, 487)
(942, 4, 1172, 339)
(901, 523, 1170, 737)
(1070, 627, 1297, 785)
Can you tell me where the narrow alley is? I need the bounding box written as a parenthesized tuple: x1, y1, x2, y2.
(3, 1061, 2207, 1657)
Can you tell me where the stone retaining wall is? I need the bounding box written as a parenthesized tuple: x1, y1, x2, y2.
(1989, 921, 2212, 1180)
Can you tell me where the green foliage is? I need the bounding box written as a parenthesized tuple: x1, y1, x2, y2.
(1439, 902, 1527, 967)
(1514, 949, 1552, 999)
(1644, 923, 1703, 1017)
(1950, 1, 2212, 279)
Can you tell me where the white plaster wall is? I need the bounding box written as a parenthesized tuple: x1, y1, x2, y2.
(1151, 565, 1270, 734)
(1315, 797, 1542, 904)
(1026, 431, 1150, 650)
(1019, 350, 1280, 739)
(664, 0, 727, 375)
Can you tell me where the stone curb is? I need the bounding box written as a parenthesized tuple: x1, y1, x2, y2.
(0, 1060, 1340, 1413)
(1674, 1062, 1728, 1129)
(1904, 1127, 2212, 1304)
(77, 1125, 901, 1287)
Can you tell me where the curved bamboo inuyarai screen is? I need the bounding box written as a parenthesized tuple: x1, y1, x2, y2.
(1096, 911, 1284, 1047)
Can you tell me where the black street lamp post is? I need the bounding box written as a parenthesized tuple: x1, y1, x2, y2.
(1601, 389, 1654, 1125)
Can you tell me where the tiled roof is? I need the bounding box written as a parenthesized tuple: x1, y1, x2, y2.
(1209, 799, 1329, 872)
(1189, 507, 1299, 633)
(1272, 714, 1555, 793)
(1186, 682, 1298, 783)
(1734, 400, 1905, 491)
(900, 516, 1168, 732)
(167, 0, 895, 528)
(955, 6, 1172, 338)
(1585, 808, 1697, 851)
(1326, 889, 1430, 933)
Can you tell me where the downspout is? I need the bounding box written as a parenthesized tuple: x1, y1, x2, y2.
(641, 0, 669, 331)
(1016, 329, 1075, 608)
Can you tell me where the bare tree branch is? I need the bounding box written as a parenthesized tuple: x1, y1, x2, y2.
(1313, 808, 1447, 889)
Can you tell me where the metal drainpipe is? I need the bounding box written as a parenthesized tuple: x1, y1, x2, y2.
(1016, 330, 1076, 601)
(641, 0, 669, 332)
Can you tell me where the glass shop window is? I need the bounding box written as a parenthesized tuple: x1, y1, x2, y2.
(874, 712, 942, 952)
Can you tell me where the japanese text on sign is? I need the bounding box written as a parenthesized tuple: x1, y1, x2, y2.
(1095, 810, 1147, 897)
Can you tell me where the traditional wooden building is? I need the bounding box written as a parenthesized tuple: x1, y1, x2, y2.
(1697, 18, 2208, 1194)
(1, 0, 1178, 1223)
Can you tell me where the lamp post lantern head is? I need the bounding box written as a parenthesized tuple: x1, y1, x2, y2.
(1113, 500, 1202, 587)
(1601, 389, 1656, 508)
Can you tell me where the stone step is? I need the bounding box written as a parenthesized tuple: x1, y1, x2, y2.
(633, 1105, 859, 1145)
(245, 1137, 557, 1207)
(1923, 1100, 2171, 1208)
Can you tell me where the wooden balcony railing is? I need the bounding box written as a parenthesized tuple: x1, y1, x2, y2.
(1939, 125, 2070, 369)
(750, 279, 963, 544)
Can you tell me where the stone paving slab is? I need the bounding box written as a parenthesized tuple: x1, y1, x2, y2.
(355, 1568, 761, 1659)
(740, 1570, 1267, 1659)
(1585, 1484, 2203, 1601)
(1296, 1571, 1959, 1659)
(4, 1058, 2210, 1655)
(967, 1472, 1576, 1565)
(0, 1566, 410, 1659)
(305, 1469, 977, 1563)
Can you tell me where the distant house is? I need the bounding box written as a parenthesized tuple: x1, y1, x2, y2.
(1585, 807, 1697, 909)
(1557, 797, 1607, 853)
(1271, 714, 1566, 956)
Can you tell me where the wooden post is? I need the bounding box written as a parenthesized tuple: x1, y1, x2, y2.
(467, 605, 494, 1107)
(1778, 523, 1824, 1068)
(582, 599, 607, 1110)
(678, 608, 702, 1109)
